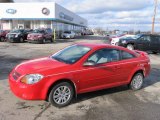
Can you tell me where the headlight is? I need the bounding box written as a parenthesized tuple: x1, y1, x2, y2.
(122, 40, 127, 44)
(21, 74, 44, 84)
(15, 34, 20, 38)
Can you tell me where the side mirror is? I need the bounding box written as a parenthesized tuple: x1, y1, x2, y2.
(83, 61, 96, 66)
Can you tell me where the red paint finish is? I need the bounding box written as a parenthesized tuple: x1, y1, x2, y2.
(9, 43, 150, 100)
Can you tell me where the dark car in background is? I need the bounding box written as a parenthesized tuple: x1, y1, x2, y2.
(0, 30, 10, 42)
(27, 28, 53, 44)
(6, 29, 32, 43)
(118, 34, 160, 54)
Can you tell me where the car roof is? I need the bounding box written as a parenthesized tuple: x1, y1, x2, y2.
(76, 43, 138, 56)
(76, 43, 125, 49)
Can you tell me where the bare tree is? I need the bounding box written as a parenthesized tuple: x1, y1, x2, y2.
(0, 0, 13, 2)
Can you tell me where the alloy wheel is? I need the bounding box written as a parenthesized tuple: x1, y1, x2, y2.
(53, 86, 71, 105)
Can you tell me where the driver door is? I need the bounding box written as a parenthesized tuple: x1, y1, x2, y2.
(75, 48, 122, 93)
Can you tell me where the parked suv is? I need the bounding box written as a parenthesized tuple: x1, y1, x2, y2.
(6, 29, 30, 43)
(118, 34, 160, 54)
(0, 30, 9, 42)
(61, 31, 75, 39)
(27, 29, 53, 44)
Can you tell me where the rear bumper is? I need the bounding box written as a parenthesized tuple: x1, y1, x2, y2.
(118, 43, 127, 47)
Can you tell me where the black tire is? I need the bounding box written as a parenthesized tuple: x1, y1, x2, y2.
(127, 44, 134, 50)
(49, 82, 74, 107)
(20, 37, 24, 43)
(129, 73, 144, 91)
(152, 51, 158, 54)
(0, 37, 5, 42)
(50, 38, 53, 43)
(41, 38, 46, 44)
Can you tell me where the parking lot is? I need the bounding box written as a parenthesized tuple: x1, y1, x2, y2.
(0, 35, 160, 120)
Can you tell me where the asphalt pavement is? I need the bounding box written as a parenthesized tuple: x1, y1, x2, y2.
(0, 35, 160, 120)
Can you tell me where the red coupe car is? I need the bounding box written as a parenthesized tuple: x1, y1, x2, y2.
(9, 43, 150, 107)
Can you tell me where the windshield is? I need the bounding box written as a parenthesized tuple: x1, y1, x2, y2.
(121, 35, 136, 39)
(11, 30, 23, 33)
(33, 29, 45, 33)
(64, 31, 71, 34)
(51, 45, 91, 64)
(134, 34, 142, 39)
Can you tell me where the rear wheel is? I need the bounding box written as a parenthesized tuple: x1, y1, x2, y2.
(129, 73, 144, 90)
(0, 37, 5, 42)
(49, 82, 74, 107)
(127, 44, 134, 50)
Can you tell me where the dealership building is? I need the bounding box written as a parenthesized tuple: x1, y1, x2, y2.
(0, 2, 87, 33)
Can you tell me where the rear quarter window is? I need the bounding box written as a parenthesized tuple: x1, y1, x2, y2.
(121, 51, 136, 60)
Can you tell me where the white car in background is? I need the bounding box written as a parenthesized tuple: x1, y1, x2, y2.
(61, 31, 76, 39)
(111, 34, 135, 46)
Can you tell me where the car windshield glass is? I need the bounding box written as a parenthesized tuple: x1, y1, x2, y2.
(134, 34, 142, 39)
(121, 35, 136, 39)
(11, 30, 23, 33)
(64, 31, 71, 34)
(51, 45, 91, 64)
(33, 30, 44, 33)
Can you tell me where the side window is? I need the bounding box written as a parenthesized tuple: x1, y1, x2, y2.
(140, 36, 150, 41)
(151, 36, 159, 43)
(87, 49, 120, 64)
(121, 51, 135, 60)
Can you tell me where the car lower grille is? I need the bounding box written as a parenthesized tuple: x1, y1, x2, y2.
(12, 71, 21, 80)
(8, 34, 16, 38)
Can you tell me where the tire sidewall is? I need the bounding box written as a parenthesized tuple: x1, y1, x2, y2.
(0, 37, 5, 42)
(20, 37, 24, 43)
(130, 73, 144, 90)
(49, 82, 74, 107)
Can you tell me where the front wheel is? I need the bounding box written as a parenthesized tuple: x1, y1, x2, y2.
(127, 44, 134, 50)
(0, 37, 5, 42)
(129, 73, 144, 90)
(49, 82, 74, 107)
(41, 38, 46, 44)
(20, 37, 24, 43)
(152, 51, 158, 54)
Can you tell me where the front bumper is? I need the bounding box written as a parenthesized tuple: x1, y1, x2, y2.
(8, 72, 46, 100)
(61, 35, 71, 39)
(7, 37, 20, 42)
(117, 42, 127, 47)
(27, 38, 43, 43)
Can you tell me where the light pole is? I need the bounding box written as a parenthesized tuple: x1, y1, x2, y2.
(152, 0, 158, 34)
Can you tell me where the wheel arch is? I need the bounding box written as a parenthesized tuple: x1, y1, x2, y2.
(46, 78, 77, 100)
(129, 69, 144, 83)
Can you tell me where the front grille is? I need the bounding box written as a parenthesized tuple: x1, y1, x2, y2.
(8, 34, 16, 38)
(12, 71, 21, 80)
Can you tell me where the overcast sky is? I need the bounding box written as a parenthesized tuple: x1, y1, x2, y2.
(14, 0, 160, 32)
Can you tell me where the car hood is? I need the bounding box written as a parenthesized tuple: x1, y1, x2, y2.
(28, 33, 43, 36)
(8, 33, 19, 35)
(62, 33, 71, 36)
(14, 57, 69, 75)
(120, 38, 136, 41)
